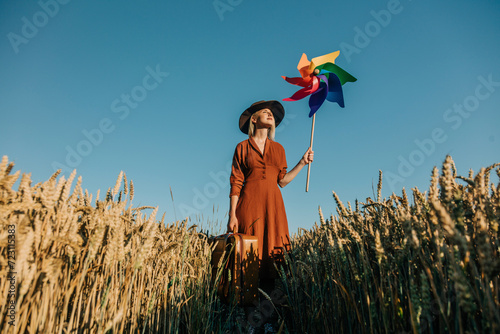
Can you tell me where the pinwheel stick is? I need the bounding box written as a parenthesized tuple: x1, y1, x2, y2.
(306, 113, 316, 192)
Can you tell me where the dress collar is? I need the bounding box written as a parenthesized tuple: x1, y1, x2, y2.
(249, 136, 270, 158)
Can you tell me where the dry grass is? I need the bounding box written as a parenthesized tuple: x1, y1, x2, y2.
(278, 155, 500, 333)
(1, 154, 499, 333)
(0, 156, 235, 334)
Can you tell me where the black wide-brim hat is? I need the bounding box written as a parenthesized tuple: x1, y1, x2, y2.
(239, 100, 285, 134)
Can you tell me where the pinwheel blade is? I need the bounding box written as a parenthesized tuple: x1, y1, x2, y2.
(308, 83, 328, 117)
(282, 76, 310, 87)
(325, 73, 345, 108)
(316, 74, 329, 86)
(310, 50, 340, 69)
(297, 53, 314, 79)
(297, 53, 310, 71)
(314, 63, 357, 85)
(283, 77, 320, 101)
(283, 88, 313, 101)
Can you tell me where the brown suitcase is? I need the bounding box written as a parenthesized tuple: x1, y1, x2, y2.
(210, 233, 259, 306)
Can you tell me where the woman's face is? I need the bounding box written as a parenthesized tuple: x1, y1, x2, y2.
(252, 108, 275, 128)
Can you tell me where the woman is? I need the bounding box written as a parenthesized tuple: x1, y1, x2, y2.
(227, 100, 314, 295)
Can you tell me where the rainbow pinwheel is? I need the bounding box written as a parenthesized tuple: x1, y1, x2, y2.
(282, 51, 357, 117)
(282, 50, 357, 192)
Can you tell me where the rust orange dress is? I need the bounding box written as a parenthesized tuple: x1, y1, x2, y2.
(229, 136, 291, 279)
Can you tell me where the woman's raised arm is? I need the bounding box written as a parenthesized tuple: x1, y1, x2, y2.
(279, 147, 314, 188)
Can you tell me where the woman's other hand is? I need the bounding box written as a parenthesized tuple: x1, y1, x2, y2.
(227, 215, 238, 233)
(301, 147, 314, 165)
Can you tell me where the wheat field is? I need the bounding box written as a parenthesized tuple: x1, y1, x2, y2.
(0, 156, 233, 333)
(280, 156, 500, 333)
(0, 155, 499, 333)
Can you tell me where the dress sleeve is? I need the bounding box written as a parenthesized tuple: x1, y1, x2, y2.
(229, 144, 245, 197)
(277, 144, 288, 182)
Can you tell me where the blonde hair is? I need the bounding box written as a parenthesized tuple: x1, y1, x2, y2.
(248, 109, 276, 140)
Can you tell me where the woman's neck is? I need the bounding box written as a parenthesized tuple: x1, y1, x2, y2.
(252, 128, 268, 142)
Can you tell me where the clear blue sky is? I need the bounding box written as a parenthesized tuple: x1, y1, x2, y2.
(1, 0, 499, 236)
